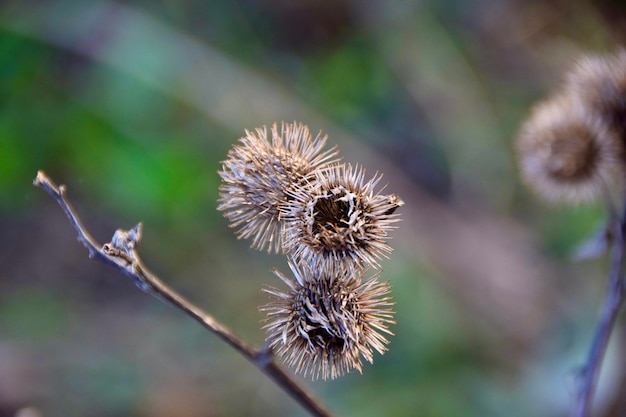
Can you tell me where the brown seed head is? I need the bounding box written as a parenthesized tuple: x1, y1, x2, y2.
(261, 262, 395, 380)
(282, 163, 403, 272)
(566, 50, 626, 129)
(218, 122, 340, 252)
(516, 93, 623, 203)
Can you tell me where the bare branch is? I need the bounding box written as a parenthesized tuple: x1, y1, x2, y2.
(572, 200, 626, 417)
(33, 170, 334, 417)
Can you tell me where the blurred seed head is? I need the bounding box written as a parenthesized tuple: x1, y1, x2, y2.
(261, 262, 395, 380)
(566, 49, 626, 129)
(218, 122, 339, 252)
(282, 163, 403, 272)
(516, 93, 624, 204)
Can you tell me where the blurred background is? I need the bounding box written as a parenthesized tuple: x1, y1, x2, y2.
(1, 0, 626, 416)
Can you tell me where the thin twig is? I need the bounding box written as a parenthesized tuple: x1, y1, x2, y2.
(33, 170, 334, 417)
(572, 202, 626, 417)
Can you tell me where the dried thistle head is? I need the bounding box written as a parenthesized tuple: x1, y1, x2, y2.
(282, 163, 403, 272)
(566, 50, 626, 128)
(261, 262, 395, 380)
(218, 122, 340, 252)
(516, 93, 624, 204)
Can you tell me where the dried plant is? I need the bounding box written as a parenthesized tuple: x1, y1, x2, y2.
(516, 93, 624, 204)
(35, 120, 402, 417)
(261, 262, 394, 380)
(515, 49, 626, 417)
(218, 121, 340, 253)
(282, 163, 403, 273)
(217, 122, 402, 380)
(566, 50, 626, 130)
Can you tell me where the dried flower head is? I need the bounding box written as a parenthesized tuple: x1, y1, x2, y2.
(566, 50, 626, 129)
(282, 163, 403, 272)
(218, 122, 339, 252)
(516, 93, 624, 204)
(261, 262, 394, 380)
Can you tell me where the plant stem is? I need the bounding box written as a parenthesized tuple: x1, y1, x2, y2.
(572, 204, 626, 417)
(33, 170, 334, 417)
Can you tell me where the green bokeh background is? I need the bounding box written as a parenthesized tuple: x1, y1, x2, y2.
(1, 1, 625, 416)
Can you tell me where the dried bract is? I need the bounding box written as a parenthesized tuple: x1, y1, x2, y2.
(516, 94, 623, 204)
(283, 164, 403, 272)
(218, 122, 339, 252)
(261, 262, 395, 380)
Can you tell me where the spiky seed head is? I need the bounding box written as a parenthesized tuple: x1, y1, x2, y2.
(218, 122, 340, 253)
(261, 262, 395, 380)
(516, 93, 624, 204)
(566, 50, 626, 129)
(282, 163, 403, 272)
